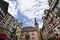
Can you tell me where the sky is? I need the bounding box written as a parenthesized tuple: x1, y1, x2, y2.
(4, 0, 49, 28)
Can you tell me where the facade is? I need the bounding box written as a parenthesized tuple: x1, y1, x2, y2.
(42, 9, 60, 40)
(42, 0, 60, 40)
(0, 0, 9, 40)
(20, 26, 39, 40)
(48, 0, 60, 40)
(0, 0, 9, 22)
(16, 23, 23, 40)
(0, 0, 22, 40)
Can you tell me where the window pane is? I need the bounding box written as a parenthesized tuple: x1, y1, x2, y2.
(57, 27, 60, 34)
(53, 8, 58, 13)
(32, 37, 35, 40)
(57, 0, 60, 8)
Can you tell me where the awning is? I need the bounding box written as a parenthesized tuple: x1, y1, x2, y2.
(0, 34, 8, 39)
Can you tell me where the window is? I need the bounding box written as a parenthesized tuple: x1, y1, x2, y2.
(56, 0, 60, 8)
(32, 33, 34, 35)
(20, 34, 23, 36)
(31, 32, 35, 35)
(0, 8, 1, 11)
(53, 7, 58, 13)
(32, 37, 35, 40)
(0, 15, 2, 22)
(20, 38, 23, 40)
(48, 0, 52, 5)
(54, 30, 58, 34)
(49, 13, 53, 17)
(0, 11, 4, 17)
(13, 23, 15, 26)
(57, 27, 60, 34)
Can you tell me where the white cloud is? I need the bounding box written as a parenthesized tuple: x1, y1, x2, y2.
(18, 0, 49, 19)
(17, 0, 49, 28)
(18, 0, 36, 11)
(4, 0, 18, 18)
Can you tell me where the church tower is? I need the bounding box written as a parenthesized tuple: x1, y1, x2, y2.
(34, 18, 40, 40)
(34, 18, 39, 30)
